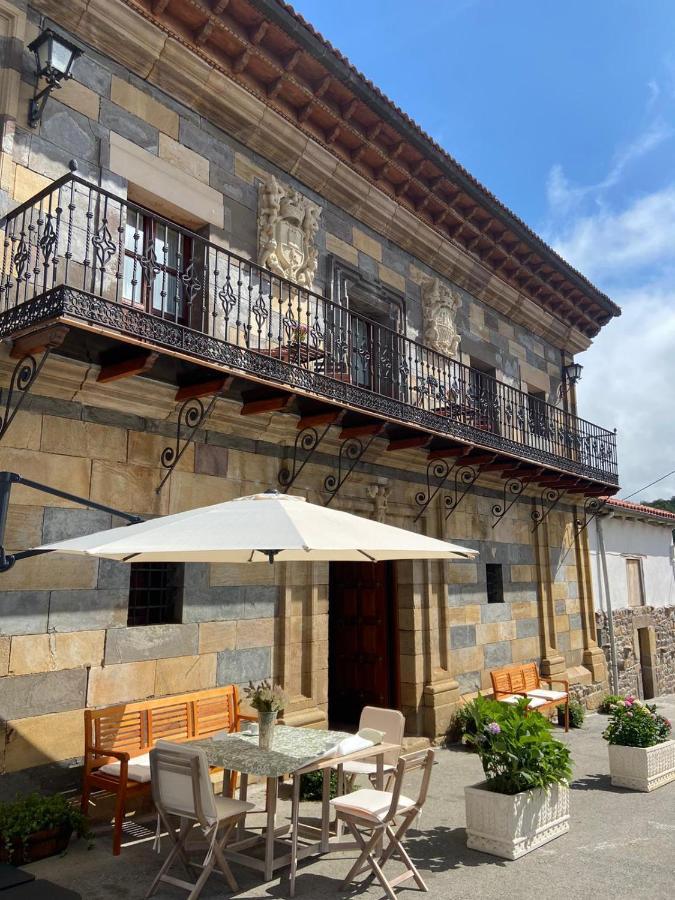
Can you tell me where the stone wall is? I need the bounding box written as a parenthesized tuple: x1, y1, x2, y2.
(596, 606, 675, 698)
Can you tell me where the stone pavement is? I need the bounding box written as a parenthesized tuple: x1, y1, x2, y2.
(27, 695, 675, 900)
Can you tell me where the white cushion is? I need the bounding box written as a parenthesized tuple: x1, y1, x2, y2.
(213, 795, 254, 822)
(341, 760, 396, 776)
(527, 689, 567, 701)
(499, 694, 547, 709)
(99, 752, 152, 783)
(331, 788, 415, 823)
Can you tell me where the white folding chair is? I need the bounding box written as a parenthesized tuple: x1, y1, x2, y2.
(331, 748, 435, 900)
(341, 706, 405, 789)
(145, 740, 253, 900)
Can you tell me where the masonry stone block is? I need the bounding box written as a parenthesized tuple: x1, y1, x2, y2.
(456, 670, 481, 695)
(195, 443, 229, 478)
(555, 599, 566, 615)
(111, 76, 179, 138)
(155, 653, 217, 695)
(236, 618, 275, 649)
(48, 588, 128, 632)
(450, 625, 476, 649)
(568, 614, 583, 632)
(180, 118, 234, 171)
(481, 602, 512, 623)
(38, 103, 100, 163)
(87, 660, 156, 707)
(516, 617, 541, 640)
(9, 630, 104, 675)
(42, 507, 112, 543)
(183, 584, 278, 623)
(72, 54, 112, 96)
(100, 100, 159, 152)
(98, 558, 131, 591)
(216, 647, 271, 686)
(0, 668, 87, 720)
(198, 621, 236, 654)
(483, 640, 513, 669)
(40, 416, 127, 463)
(0, 636, 10, 676)
(104, 624, 199, 664)
(4, 708, 85, 772)
(0, 591, 50, 635)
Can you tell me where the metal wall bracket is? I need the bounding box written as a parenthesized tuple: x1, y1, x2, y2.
(443, 464, 480, 520)
(492, 475, 533, 528)
(324, 434, 377, 506)
(278, 424, 333, 493)
(0, 351, 51, 442)
(531, 486, 565, 530)
(573, 495, 609, 539)
(414, 459, 454, 522)
(157, 394, 221, 494)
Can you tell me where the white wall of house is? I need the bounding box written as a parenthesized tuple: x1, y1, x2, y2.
(589, 513, 675, 612)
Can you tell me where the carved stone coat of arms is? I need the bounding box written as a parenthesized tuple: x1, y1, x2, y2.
(257, 175, 321, 289)
(421, 277, 461, 358)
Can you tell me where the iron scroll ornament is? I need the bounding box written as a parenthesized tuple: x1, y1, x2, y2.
(443, 464, 480, 520)
(157, 394, 221, 493)
(491, 475, 535, 527)
(278, 424, 333, 492)
(573, 495, 609, 539)
(414, 458, 454, 522)
(323, 434, 377, 506)
(530, 486, 565, 530)
(0, 352, 51, 442)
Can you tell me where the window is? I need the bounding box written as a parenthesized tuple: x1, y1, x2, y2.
(486, 563, 504, 604)
(127, 562, 184, 626)
(469, 358, 499, 434)
(123, 208, 191, 322)
(527, 388, 548, 437)
(625, 558, 645, 608)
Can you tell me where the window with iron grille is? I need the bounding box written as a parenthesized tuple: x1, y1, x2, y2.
(127, 562, 184, 626)
(486, 563, 504, 604)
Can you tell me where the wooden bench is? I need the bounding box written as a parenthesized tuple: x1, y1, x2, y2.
(490, 662, 570, 732)
(81, 685, 255, 855)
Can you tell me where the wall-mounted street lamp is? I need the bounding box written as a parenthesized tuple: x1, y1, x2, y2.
(563, 362, 583, 386)
(27, 28, 82, 128)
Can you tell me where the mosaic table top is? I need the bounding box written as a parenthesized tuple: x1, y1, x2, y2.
(186, 725, 353, 778)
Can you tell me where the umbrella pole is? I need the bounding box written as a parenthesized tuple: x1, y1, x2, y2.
(0, 470, 143, 572)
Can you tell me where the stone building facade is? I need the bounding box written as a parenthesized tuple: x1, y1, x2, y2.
(0, 0, 620, 781)
(591, 499, 675, 699)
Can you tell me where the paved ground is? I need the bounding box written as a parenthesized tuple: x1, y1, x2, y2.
(27, 695, 675, 900)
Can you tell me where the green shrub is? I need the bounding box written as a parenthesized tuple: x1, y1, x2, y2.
(557, 698, 585, 728)
(463, 695, 572, 795)
(445, 696, 505, 745)
(598, 694, 625, 714)
(602, 697, 672, 748)
(0, 793, 91, 856)
(299, 770, 340, 801)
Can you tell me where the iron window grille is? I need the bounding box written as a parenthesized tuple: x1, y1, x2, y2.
(486, 563, 504, 604)
(127, 561, 184, 626)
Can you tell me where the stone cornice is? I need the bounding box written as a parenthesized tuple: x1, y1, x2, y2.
(33, 0, 593, 353)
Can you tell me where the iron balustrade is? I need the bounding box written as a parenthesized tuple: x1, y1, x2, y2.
(0, 175, 618, 484)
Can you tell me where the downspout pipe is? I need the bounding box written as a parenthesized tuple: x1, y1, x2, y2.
(596, 512, 619, 694)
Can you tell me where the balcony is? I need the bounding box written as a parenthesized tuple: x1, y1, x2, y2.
(0, 175, 618, 488)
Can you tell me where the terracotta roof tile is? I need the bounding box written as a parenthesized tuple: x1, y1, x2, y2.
(602, 497, 675, 522)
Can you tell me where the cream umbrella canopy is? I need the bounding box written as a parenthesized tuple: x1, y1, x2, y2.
(36, 491, 477, 563)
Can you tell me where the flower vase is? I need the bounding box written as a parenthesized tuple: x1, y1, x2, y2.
(258, 710, 278, 751)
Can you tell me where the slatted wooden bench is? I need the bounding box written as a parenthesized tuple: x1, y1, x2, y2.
(81, 684, 254, 855)
(490, 662, 570, 732)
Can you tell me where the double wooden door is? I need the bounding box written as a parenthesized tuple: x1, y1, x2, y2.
(328, 561, 399, 727)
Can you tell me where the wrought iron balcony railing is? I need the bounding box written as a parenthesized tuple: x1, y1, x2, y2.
(0, 175, 618, 484)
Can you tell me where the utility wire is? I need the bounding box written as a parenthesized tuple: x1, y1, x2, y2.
(620, 469, 675, 502)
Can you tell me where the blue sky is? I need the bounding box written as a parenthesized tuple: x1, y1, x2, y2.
(291, 0, 675, 500)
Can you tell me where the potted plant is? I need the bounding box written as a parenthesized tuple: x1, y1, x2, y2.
(463, 696, 572, 859)
(244, 679, 287, 751)
(558, 697, 585, 729)
(603, 696, 674, 791)
(446, 696, 504, 748)
(0, 793, 91, 865)
(598, 693, 625, 714)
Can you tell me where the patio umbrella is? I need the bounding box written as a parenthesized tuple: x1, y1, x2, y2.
(36, 491, 477, 564)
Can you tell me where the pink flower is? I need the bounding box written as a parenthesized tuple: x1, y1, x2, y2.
(625, 697, 634, 706)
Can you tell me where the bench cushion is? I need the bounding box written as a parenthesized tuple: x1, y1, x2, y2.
(527, 689, 567, 702)
(498, 694, 547, 709)
(99, 752, 152, 783)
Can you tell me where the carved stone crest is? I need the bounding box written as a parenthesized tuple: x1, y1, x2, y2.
(421, 277, 461, 358)
(258, 175, 321, 288)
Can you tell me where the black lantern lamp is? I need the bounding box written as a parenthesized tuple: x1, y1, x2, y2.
(563, 362, 583, 386)
(27, 29, 82, 128)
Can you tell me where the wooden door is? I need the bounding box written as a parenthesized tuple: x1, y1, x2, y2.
(328, 561, 398, 727)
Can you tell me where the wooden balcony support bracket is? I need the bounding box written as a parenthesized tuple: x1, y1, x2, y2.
(530, 485, 566, 531)
(573, 495, 610, 540)
(156, 389, 226, 494)
(278, 422, 335, 494)
(97, 350, 159, 383)
(240, 388, 295, 417)
(323, 430, 379, 507)
(174, 376, 233, 402)
(443, 463, 481, 521)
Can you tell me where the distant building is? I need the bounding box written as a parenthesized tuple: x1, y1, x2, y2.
(590, 499, 675, 698)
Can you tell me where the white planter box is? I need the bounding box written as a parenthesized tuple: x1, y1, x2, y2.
(608, 740, 675, 792)
(465, 781, 569, 860)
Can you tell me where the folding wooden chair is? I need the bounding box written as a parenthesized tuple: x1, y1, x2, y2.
(145, 740, 253, 900)
(331, 748, 436, 900)
(340, 706, 405, 791)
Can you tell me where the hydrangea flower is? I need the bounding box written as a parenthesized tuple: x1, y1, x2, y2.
(486, 722, 501, 735)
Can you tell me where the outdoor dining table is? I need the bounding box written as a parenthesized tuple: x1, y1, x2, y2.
(186, 725, 399, 896)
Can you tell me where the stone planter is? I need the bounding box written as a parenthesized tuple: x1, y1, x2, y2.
(465, 781, 569, 860)
(608, 740, 675, 792)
